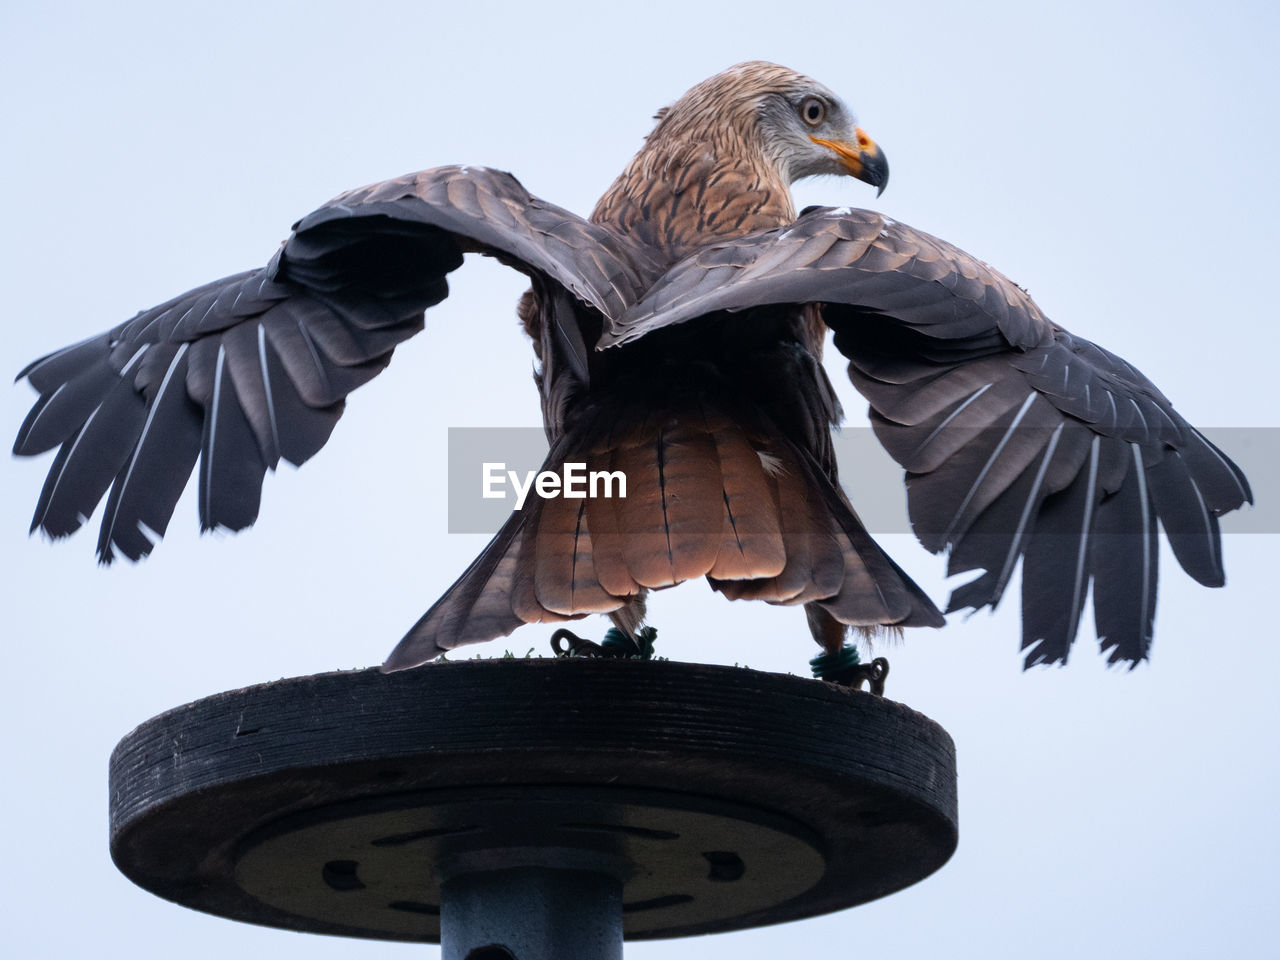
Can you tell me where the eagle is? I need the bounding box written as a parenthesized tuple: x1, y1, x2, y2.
(13, 62, 1251, 672)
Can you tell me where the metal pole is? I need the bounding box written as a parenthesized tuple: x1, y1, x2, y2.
(440, 864, 623, 960)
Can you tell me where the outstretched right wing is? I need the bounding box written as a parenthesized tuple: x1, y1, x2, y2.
(14, 165, 649, 562)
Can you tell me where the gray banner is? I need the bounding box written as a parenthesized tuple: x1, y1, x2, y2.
(447, 426, 1273, 535)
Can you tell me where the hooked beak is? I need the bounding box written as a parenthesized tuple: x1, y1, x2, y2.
(810, 127, 889, 197)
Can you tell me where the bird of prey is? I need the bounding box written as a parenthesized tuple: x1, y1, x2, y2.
(13, 62, 1251, 672)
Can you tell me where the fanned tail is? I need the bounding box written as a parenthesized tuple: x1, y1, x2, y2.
(383, 404, 942, 671)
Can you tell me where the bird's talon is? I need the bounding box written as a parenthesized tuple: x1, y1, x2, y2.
(550, 628, 607, 658)
(551, 626, 657, 660)
(861, 657, 891, 696)
(810, 646, 889, 695)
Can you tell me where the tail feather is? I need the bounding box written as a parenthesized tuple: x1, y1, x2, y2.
(533, 492, 624, 615)
(609, 416, 681, 588)
(383, 405, 943, 672)
(509, 493, 588, 625)
(710, 443, 842, 605)
(649, 412, 725, 580)
(582, 439, 644, 598)
(703, 409, 787, 581)
(783, 433, 945, 629)
(385, 519, 533, 670)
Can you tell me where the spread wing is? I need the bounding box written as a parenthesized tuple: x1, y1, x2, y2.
(610, 207, 1253, 667)
(14, 165, 649, 562)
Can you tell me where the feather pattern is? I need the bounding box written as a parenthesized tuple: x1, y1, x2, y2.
(14, 62, 1249, 671)
(96, 343, 201, 561)
(604, 156, 1250, 664)
(1090, 443, 1159, 665)
(16, 166, 648, 561)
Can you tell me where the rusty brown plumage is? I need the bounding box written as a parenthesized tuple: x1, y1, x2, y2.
(13, 63, 1249, 672)
(590, 62, 848, 261)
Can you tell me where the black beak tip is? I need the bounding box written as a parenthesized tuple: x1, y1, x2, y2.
(867, 149, 889, 198)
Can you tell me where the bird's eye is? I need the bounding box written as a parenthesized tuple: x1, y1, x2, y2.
(799, 97, 826, 127)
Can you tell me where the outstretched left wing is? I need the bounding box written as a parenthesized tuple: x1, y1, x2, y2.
(15, 166, 650, 563)
(610, 207, 1252, 666)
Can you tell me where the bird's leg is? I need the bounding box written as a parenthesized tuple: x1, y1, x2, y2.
(603, 625, 657, 657)
(805, 604, 889, 694)
(607, 593, 648, 638)
(604, 593, 656, 657)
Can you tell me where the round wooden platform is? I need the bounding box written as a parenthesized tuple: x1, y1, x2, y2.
(109, 659, 958, 943)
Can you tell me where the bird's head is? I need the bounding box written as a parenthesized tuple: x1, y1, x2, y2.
(654, 61, 889, 196)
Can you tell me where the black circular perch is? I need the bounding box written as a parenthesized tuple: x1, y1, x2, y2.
(109, 659, 957, 955)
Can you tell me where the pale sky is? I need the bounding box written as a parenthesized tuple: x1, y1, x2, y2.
(2, 1, 1276, 957)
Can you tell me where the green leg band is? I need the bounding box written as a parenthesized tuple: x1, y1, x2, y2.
(810, 644, 861, 681)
